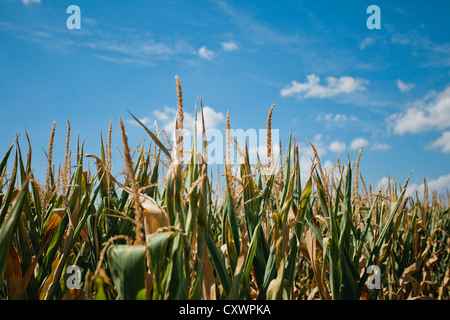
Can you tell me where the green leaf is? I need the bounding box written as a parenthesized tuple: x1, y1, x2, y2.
(94, 277, 107, 300)
(241, 222, 262, 290)
(206, 233, 232, 296)
(0, 149, 18, 226)
(258, 244, 277, 299)
(129, 111, 172, 161)
(107, 245, 146, 300)
(296, 176, 312, 223)
(147, 231, 176, 299)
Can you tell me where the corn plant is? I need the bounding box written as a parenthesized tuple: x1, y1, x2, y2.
(0, 77, 448, 300)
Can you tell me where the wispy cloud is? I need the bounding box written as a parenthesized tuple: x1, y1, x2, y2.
(316, 113, 357, 128)
(359, 37, 375, 50)
(95, 55, 156, 67)
(388, 86, 450, 134)
(390, 31, 450, 68)
(215, 0, 302, 46)
(83, 17, 98, 27)
(198, 46, 214, 60)
(391, 34, 410, 45)
(0, 21, 194, 66)
(281, 74, 368, 99)
(317, 113, 357, 122)
(22, 0, 40, 4)
(221, 41, 239, 51)
(396, 79, 415, 92)
(93, 41, 172, 56)
(371, 142, 390, 151)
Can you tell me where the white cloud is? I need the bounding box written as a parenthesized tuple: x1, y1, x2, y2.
(281, 74, 368, 99)
(429, 131, 450, 153)
(377, 175, 450, 198)
(22, 0, 40, 4)
(350, 137, 369, 150)
(329, 141, 346, 153)
(198, 46, 214, 60)
(133, 105, 225, 136)
(221, 41, 239, 51)
(389, 86, 450, 134)
(359, 37, 375, 50)
(396, 79, 415, 92)
(371, 142, 391, 151)
(197, 106, 225, 131)
(327, 138, 388, 153)
(407, 173, 450, 196)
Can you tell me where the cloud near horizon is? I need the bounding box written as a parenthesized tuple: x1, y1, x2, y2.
(407, 173, 450, 196)
(129, 105, 225, 136)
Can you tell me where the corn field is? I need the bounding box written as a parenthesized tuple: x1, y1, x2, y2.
(0, 77, 449, 300)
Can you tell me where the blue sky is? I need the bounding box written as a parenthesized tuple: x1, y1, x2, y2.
(1, 0, 449, 195)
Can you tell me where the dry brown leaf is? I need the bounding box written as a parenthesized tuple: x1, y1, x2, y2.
(79, 225, 90, 244)
(438, 267, 450, 300)
(202, 251, 217, 300)
(6, 244, 23, 300)
(98, 268, 112, 286)
(298, 243, 310, 262)
(39, 257, 61, 300)
(11, 210, 65, 301)
(62, 288, 81, 300)
(41, 210, 64, 245)
(305, 229, 330, 300)
(359, 255, 368, 274)
(360, 285, 369, 300)
(408, 295, 437, 300)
